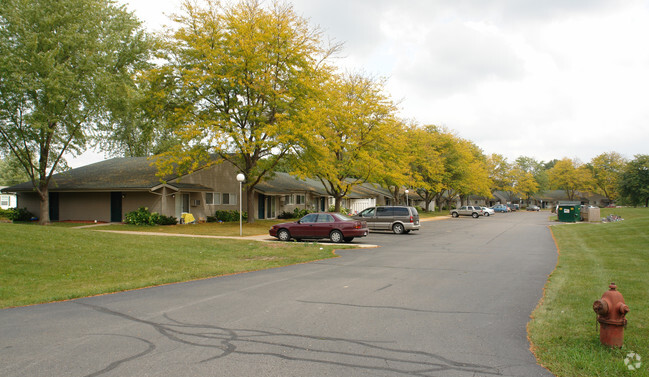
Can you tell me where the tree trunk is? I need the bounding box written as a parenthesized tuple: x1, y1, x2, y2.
(246, 185, 255, 223)
(334, 196, 342, 212)
(38, 185, 50, 225)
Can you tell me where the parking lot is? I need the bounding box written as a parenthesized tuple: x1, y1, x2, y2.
(1, 211, 557, 377)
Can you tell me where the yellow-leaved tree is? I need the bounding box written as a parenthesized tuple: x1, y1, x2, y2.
(153, 0, 339, 222)
(407, 125, 446, 211)
(588, 151, 626, 202)
(293, 73, 400, 212)
(548, 158, 594, 200)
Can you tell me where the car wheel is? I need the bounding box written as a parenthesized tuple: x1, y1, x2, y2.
(472, 212, 479, 218)
(451, 212, 459, 218)
(343, 237, 354, 243)
(392, 223, 405, 234)
(330, 230, 343, 243)
(277, 229, 291, 241)
(484, 212, 490, 216)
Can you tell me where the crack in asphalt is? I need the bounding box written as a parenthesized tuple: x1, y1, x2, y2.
(84, 335, 156, 377)
(75, 302, 503, 376)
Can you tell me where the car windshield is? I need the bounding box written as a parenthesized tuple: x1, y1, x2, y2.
(359, 208, 375, 217)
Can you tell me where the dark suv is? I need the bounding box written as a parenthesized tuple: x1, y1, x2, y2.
(353, 206, 420, 234)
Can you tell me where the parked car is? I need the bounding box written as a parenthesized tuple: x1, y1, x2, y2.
(527, 205, 540, 211)
(481, 207, 495, 216)
(450, 206, 484, 218)
(491, 204, 510, 213)
(352, 205, 420, 234)
(269, 213, 368, 243)
(507, 203, 519, 211)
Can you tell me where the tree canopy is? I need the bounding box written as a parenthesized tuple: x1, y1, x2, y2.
(619, 154, 649, 207)
(153, 0, 339, 221)
(547, 158, 593, 201)
(0, 0, 151, 223)
(293, 73, 400, 211)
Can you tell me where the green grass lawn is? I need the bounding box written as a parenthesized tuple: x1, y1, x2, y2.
(94, 218, 282, 236)
(0, 223, 343, 308)
(529, 207, 649, 376)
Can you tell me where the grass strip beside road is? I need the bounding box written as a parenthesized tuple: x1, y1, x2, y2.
(0, 223, 341, 308)
(529, 208, 649, 377)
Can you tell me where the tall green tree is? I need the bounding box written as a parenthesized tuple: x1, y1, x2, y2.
(619, 154, 649, 207)
(515, 156, 548, 192)
(0, 0, 151, 224)
(155, 0, 338, 222)
(0, 154, 30, 186)
(294, 73, 399, 212)
(587, 151, 626, 202)
(97, 66, 182, 157)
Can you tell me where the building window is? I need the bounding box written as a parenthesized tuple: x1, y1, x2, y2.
(284, 195, 295, 205)
(296, 194, 305, 205)
(205, 192, 221, 205)
(222, 193, 236, 205)
(0, 196, 8, 207)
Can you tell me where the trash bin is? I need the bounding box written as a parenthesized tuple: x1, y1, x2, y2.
(557, 201, 581, 222)
(585, 206, 600, 223)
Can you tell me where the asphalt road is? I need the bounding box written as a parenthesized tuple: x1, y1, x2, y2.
(1, 211, 557, 377)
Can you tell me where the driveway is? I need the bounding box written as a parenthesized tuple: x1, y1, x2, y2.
(0, 212, 557, 376)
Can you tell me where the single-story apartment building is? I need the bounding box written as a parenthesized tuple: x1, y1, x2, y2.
(1, 157, 393, 222)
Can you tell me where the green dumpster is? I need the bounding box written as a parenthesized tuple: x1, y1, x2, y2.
(557, 201, 581, 222)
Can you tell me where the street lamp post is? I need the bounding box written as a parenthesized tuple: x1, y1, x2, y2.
(405, 189, 409, 206)
(236, 173, 245, 236)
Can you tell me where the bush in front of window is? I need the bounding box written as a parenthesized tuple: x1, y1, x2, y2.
(125, 207, 177, 225)
(7, 207, 35, 222)
(293, 208, 311, 218)
(277, 211, 294, 219)
(212, 210, 247, 222)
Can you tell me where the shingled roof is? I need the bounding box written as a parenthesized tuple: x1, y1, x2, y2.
(3, 157, 210, 192)
(255, 172, 329, 195)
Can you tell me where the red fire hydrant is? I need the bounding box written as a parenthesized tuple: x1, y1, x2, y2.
(593, 282, 630, 347)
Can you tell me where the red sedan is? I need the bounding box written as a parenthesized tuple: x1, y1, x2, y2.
(269, 213, 369, 243)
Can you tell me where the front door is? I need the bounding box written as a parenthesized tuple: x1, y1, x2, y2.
(49, 192, 59, 221)
(258, 194, 265, 219)
(110, 192, 122, 222)
(182, 194, 190, 213)
(265, 196, 276, 219)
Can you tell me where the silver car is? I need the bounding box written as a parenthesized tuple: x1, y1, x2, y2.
(353, 206, 420, 234)
(450, 206, 484, 218)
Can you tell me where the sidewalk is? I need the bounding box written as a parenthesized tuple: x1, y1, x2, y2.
(85, 228, 378, 248)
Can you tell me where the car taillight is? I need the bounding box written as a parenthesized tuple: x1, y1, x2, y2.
(409, 216, 414, 223)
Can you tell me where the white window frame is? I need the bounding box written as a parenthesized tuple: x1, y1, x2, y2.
(284, 195, 295, 205)
(205, 192, 221, 205)
(296, 194, 306, 205)
(222, 193, 236, 205)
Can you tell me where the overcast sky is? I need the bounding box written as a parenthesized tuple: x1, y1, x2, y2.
(71, 0, 649, 167)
